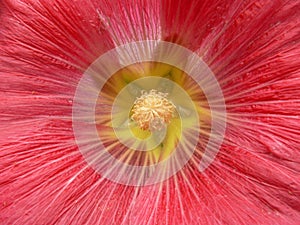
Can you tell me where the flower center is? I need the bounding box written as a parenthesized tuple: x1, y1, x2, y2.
(131, 89, 176, 131)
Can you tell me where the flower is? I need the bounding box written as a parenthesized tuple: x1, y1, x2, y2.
(1, 0, 300, 224)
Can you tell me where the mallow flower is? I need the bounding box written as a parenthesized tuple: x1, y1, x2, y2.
(0, 0, 299, 224)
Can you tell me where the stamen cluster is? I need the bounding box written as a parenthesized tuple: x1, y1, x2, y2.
(131, 89, 176, 131)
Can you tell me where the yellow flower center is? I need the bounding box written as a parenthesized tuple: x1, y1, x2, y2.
(131, 89, 176, 131)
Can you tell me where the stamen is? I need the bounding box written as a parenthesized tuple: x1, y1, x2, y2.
(131, 89, 176, 131)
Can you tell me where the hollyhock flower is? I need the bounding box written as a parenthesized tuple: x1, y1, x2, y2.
(1, 0, 300, 224)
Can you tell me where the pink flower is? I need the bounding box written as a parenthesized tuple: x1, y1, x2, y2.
(1, 0, 299, 224)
